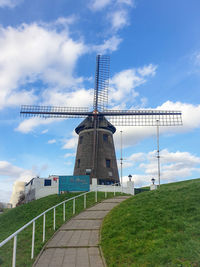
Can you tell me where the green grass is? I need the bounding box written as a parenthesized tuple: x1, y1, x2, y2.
(101, 179, 200, 267)
(0, 191, 119, 267)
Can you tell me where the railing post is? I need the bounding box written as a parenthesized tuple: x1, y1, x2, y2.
(31, 221, 35, 259)
(114, 184, 116, 196)
(95, 190, 97, 202)
(63, 202, 66, 221)
(73, 198, 75, 214)
(84, 194, 86, 209)
(12, 235, 17, 267)
(105, 191, 107, 198)
(43, 214, 46, 242)
(53, 208, 56, 230)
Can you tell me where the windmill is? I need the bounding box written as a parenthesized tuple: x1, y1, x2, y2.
(20, 55, 182, 185)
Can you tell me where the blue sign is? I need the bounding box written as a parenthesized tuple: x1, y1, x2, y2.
(59, 175, 90, 193)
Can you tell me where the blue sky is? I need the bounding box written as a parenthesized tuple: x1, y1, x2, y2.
(0, 0, 200, 202)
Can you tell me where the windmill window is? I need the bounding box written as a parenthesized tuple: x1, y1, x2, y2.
(103, 134, 108, 142)
(106, 159, 111, 168)
(80, 136, 83, 144)
(77, 159, 80, 168)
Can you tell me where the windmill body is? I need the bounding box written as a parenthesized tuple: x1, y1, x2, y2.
(74, 116, 119, 184)
(20, 55, 182, 185)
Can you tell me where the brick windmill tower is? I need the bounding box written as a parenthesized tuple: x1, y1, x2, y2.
(20, 55, 182, 185)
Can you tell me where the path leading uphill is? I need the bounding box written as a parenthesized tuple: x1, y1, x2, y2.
(33, 196, 130, 267)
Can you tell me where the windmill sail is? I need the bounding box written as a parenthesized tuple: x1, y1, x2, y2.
(93, 55, 110, 111)
(103, 109, 182, 126)
(20, 105, 90, 118)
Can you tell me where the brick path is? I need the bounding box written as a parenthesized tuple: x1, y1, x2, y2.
(33, 196, 130, 267)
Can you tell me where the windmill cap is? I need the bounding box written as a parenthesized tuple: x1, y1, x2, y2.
(75, 116, 116, 134)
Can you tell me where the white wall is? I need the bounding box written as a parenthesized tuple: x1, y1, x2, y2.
(25, 176, 59, 202)
(90, 178, 134, 195)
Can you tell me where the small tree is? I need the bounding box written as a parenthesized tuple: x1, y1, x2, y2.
(0, 202, 4, 212)
(16, 191, 25, 206)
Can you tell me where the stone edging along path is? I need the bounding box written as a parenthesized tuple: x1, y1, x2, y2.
(33, 196, 130, 267)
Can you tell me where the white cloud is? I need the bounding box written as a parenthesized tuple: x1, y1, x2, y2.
(48, 139, 56, 144)
(109, 64, 157, 104)
(16, 88, 94, 133)
(0, 160, 36, 202)
(89, 0, 134, 11)
(62, 132, 78, 150)
(15, 86, 94, 133)
(42, 88, 93, 107)
(138, 64, 157, 77)
(89, 0, 135, 32)
(196, 53, 200, 65)
(128, 152, 145, 162)
(150, 149, 200, 166)
(53, 16, 77, 28)
(140, 149, 200, 181)
(157, 101, 200, 132)
(121, 149, 200, 187)
(90, 0, 112, 11)
(0, 161, 35, 182)
(117, 152, 144, 169)
(0, 0, 22, 8)
(93, 36, 122, 54)
(64, 153, 76, 158)
(113, 101, 200, 149)
(110, 10, 129, 30)
(65, 161, 73, 166)
(0, 21, 86, 109)
(117, 0, 134, 6)
(16, 117, 57, 133)
(192, 50, 200, 66)
(41, 129, 48, 134)
(0, 160, 50, 202)
(110, 69, 141, 102)
(0, 161, 24, 177)
(140, 97, 148, 108)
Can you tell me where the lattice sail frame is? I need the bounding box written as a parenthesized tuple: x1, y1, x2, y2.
(93, 55, 109, 112)
(104, 110, 182, 126)
(20, 105, 89, 118)
(20, 55, 182, 127)
(20, 106, 182, 126)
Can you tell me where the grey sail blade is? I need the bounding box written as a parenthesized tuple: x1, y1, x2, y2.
(93, 55, 110, 112)
(103, 109, 182, 126)
(20, 105, 90, 118)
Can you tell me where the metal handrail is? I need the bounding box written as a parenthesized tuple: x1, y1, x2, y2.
(0, 189, 98, 267)
(0, 191, 87, 247)
(0, 185, 126, 267)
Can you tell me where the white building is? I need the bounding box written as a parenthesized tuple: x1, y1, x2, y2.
(24, 175, 135, 204)
(25, 176, 59, 202)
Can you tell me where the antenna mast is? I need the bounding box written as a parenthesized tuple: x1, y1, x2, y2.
(156, 120, 161, 187)
(120, 130, 123, 185)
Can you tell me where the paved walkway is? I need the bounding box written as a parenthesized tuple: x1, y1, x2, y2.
(33, 196, 130, 267)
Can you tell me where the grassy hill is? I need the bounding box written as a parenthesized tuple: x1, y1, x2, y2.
(0, 191, 117, 267)
(101, 179, 200, 267)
